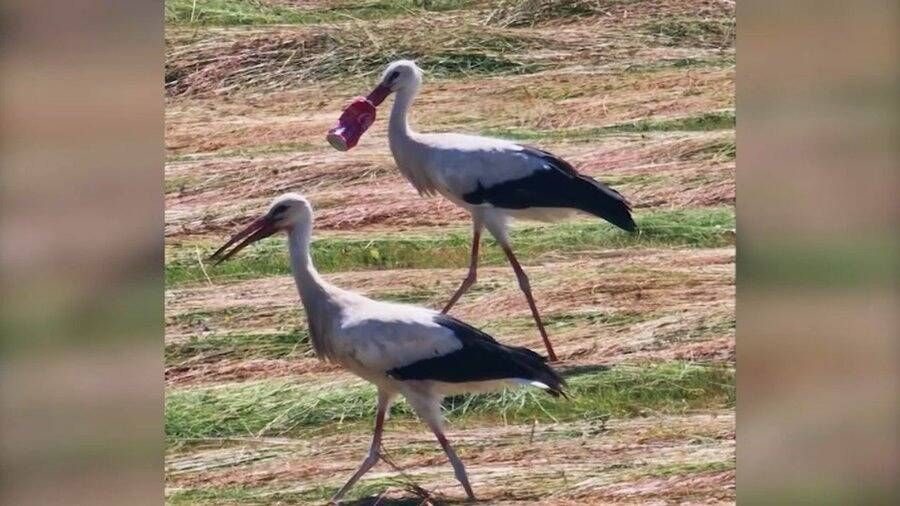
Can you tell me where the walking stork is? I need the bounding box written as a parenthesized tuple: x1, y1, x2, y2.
(343, 60, 636, 361)
(210, 194, 565, 503)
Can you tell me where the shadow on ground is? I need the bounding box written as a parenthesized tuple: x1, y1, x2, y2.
(341, 496, 470, 506)
(557, 363, 610, 377)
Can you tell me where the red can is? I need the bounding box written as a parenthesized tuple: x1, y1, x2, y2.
(326, 97, 377, 151)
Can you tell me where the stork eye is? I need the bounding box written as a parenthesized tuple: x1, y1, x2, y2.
(271, 204, 288, 216)
(386, 71, 399, 83)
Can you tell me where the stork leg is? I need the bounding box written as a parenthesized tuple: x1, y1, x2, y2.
(442, 222, 482, 313)
(409, 392, 476, 501)
(331, 391, 391, 503)
(433, 430, 476, 501)
(501, 244, 558, 362)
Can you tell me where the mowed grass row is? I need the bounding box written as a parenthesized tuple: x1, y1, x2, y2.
(167, 478, 446, 505)
(166, 116, 735, 165)
(166, 206, 734, 286)
(165, 10, 545, 96)
(166, 361, 734, 440)
(482, 110, 735, 141)
(166, 330, 310, 365)
(166, 307, 735, 372)
(165, 0, 735, 52)
(165, 309, 654, 370)
(167, 459, 735, 504)
(165, 0, 734, 97)
(165, 0, 471, 26)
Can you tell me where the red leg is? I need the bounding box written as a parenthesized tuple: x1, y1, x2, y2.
(501, 244, 558, 362)
(434, 431, 476, 501)
(331, 393, 390, 502)
(441, 226, 481, 314)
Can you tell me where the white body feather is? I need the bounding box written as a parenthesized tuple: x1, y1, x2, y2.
(287, 218, 543, 398)
(387, 79, 591, 241)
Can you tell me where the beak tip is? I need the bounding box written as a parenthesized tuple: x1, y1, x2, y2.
(209, 215, 275, 268)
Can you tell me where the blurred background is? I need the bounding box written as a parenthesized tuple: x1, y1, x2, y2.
(738, 0, 898, 503)
(0, 0, 896, 504)
(0, 1, 162, 504)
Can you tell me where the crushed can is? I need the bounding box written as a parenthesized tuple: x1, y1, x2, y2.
(326, 97, 377, 151)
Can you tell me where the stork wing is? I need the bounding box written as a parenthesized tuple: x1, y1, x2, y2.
(462, 145, 636, 232)
(387, 314, 566, 396)
(336, 303, 465, 372)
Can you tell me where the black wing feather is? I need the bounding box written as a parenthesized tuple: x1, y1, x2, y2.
(387, 314, 566, 397)
(462, 145, 636, 232)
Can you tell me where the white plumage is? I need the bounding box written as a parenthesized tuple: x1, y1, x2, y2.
(210, 194, 565, 503)
(355, 60, 637, 361)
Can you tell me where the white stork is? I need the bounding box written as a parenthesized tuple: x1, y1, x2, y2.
(348, 60, 636, 362)
(210, 194, 566, 503)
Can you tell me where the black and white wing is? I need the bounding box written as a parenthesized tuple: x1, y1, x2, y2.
(387, 314, 566, 397)
(462, 145, 636, 232)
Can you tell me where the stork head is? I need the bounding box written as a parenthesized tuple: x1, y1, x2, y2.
(326, 60, 423, 151)
(367, 60, 423, 106)
(209, 193, 313, 265)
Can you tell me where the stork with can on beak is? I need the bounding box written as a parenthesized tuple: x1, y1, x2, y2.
(210, 193, 566, 503)
(332, 60, 636, 362)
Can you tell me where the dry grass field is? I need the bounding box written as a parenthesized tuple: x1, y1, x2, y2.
(165, 1, 735, 503)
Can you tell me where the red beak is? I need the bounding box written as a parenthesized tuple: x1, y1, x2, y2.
(366, 84, 391, 106)
(208, 215, 279, 265)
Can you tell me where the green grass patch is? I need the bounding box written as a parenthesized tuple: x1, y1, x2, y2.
(166, 330, 310, 366)
(167, 141, 319, 164)
(685, 313, 735, 340)
(483, 0, 627, 27)
(168, 473, 442, 504)
(167, 287, 438, 332)
(645, 460, 734, 478)
(168, 305, 301, 332)
(165, 0, 471, 26)
(166, 0, 306, 25)
(677, 138, 736, 162)
(167, 486, 260, 504)
(670, 56, 734, 68)
(166, 484, 325, 505)
(377, 287, 441, 304)
(602, 172, 669, 187)
(543, 310, 654, 328)
(645, 18, 735, 48)
(166, 361, 734, 439)
(165, 308, 657, 369)
(165, 207, 735, 286)
(625, 56, 735, 74)
(485, 309, 656, 335)
(165, 174, 200, 194)
(482, 110, 735, 141)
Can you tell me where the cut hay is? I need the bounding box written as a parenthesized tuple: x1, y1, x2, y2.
(166, 22, 544, 96)
(484, 0, 613, 27)
(644, 17, 736, 49)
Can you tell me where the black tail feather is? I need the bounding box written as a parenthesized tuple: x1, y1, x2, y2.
(517, 145, 637, 232)
(573, 175, 637, 232)
(505, 344, 567, 398)
(389, 314, 567, 398)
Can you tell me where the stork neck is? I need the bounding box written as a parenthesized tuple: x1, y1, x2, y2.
(286, 224, 328, 304)
(389, 85, 418, 139)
